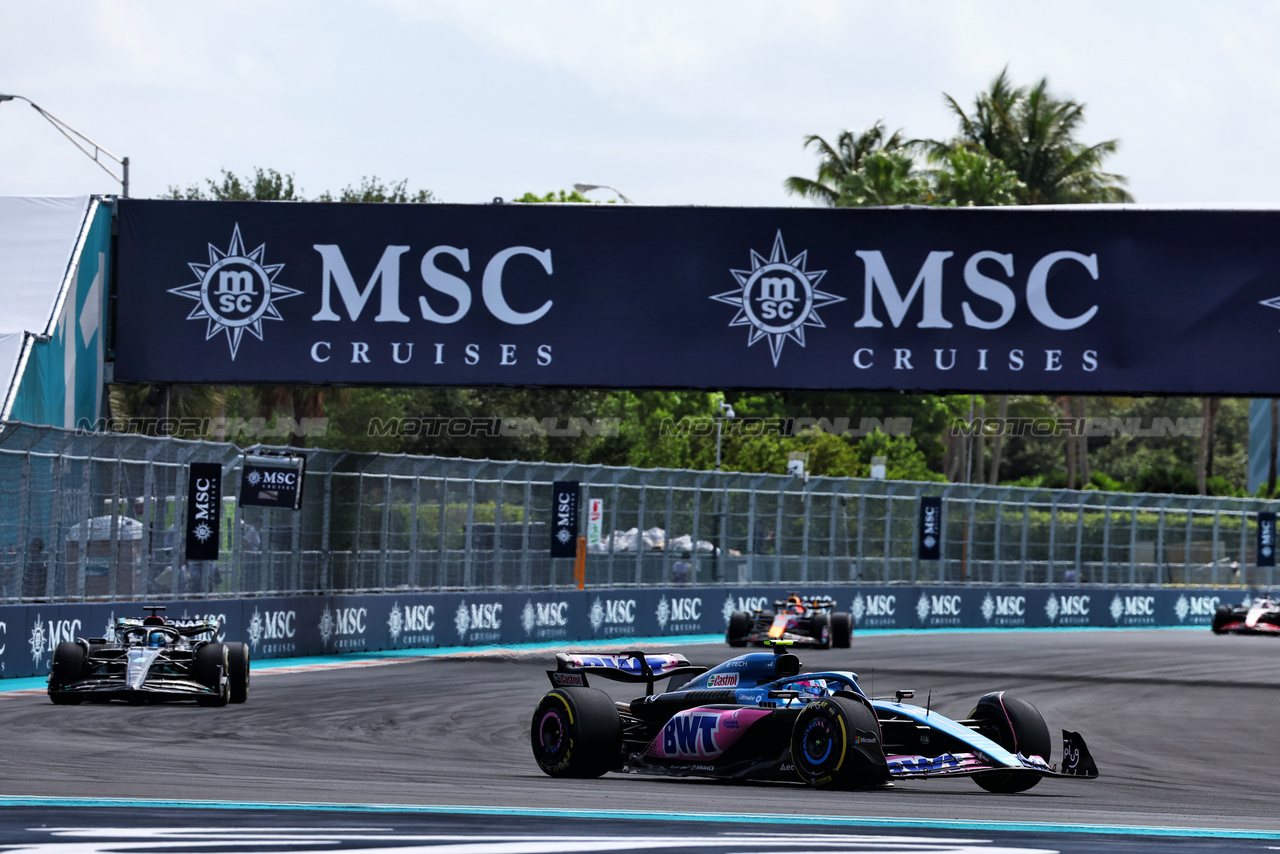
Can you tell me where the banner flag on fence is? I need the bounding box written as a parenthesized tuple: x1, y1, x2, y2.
(1259, 512, 1276, 567)
(550, 481, 580, 558)
(919, 496, 942, 561)
(185, 462, 222, 561)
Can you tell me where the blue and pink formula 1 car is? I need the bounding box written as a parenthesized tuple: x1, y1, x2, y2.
(530, 646, 1097, 792)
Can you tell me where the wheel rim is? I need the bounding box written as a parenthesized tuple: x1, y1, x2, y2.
(537, 709, 565, 757)
(801, 717, 834, 766)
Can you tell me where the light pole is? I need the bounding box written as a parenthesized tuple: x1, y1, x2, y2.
(714, 399, 735, 471)
(573, 182, 634, 204)
(0, 93, 129, 196)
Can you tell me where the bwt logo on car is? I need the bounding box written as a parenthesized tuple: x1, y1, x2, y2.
(661, 712, 720, 757)
(523, 600, 570, 640)
(248, 608, 297, 654)
(1045, 594, 1091, 626)
(916, 593, 962, 627)
(981, 593, 1026, 626)
(455, 600, 502, 643)
(1111, 594, 1156, 626)
(1175, 594, 1220, 623)
(590, 597, 637, 637)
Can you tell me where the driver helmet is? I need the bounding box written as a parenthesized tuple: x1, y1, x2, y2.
(146, 630, 166, 647)
(787, 596, 804, 614)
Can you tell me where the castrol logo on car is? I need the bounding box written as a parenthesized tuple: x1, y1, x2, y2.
(707, 673, 739, 688)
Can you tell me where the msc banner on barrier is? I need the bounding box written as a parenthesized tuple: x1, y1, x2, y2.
(114, 201, 1280, 394)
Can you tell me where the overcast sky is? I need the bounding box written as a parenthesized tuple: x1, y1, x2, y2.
(2, 1, 1277, 207)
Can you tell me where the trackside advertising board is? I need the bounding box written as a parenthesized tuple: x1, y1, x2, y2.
(0, 586, 1253, 678)
(116, 201, 1280, 394)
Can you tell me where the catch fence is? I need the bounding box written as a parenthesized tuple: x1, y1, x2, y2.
(0, 422, 1273, 602)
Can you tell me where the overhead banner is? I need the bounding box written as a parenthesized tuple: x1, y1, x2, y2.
(114, 200, 1280, 393)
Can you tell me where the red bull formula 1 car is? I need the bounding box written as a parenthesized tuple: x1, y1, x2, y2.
(47, 606, 249, 706)
(530, 646, 1098, 792)
(1212, 596, 1280, 635)
(727, 594, 852, 649)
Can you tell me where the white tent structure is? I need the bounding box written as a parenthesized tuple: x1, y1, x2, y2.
(0, 195, 111, 426)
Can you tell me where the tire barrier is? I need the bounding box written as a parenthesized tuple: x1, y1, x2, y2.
(0, 584, 1255, 678)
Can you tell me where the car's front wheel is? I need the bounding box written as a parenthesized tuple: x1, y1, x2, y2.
(790, 695, 888, 789)
(194, 643, 230, 707)
(969, 692, 1050, 793)
(49, 641, 86, 704)
(727, 611, 751, 647)
(225, 642, 250, 704)
(1211, 604, 1233, 634)
(831, 612, 853, 648)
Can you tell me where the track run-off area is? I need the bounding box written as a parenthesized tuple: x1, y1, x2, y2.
(0, 627, 1277, 853)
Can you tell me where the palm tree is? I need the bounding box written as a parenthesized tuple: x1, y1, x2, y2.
(937, 68, 1133, 205)
(784, 121, 911, 206)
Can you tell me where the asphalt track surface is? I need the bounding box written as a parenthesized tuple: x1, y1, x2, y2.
(1, 628, 1278, 852)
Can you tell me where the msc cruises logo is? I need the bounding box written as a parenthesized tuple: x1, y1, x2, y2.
(168, 223, 302, 359)
(711, 231, 844, 366)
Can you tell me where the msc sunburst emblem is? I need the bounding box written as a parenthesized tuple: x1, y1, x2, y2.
(711, 230, 844, 366)
(168, 223, 301, 359)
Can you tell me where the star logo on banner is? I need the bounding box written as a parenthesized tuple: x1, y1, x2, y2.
(711, 230, 844, 366)
(168, 223, 300, 360)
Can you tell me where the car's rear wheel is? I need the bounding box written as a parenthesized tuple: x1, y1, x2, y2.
(530, 687, 622, 778)
(225, 642, 250, 704)
(810, 612, 832, 649)
(831, 612, 852, 648)
(727, 611, 751, 647)
(790, 695, 888, 789)
(969, 692, 1050, 793)
(49, 641, 86, 704)
(194, 642, 230, 707)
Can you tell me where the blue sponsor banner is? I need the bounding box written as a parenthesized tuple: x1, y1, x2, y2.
(0, 586, 1261, 679)
(115, 200, 1280, 396)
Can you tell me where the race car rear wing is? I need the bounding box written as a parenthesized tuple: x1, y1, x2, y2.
(548, 651, 708, 695)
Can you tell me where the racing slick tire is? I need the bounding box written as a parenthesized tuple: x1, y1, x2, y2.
(727, 611, 751, 647)
(790, 695, 889, 789)
(809, 612, 832, 649)
(969, 692, 1051, 793)
(225, 641, 251, 704)
(831, 612, 853, 648)
(530, 687, 622, 778)
(1211, 604, 1233, 634)
(49, 641, 87, 704)
(194, 642, 230, 707)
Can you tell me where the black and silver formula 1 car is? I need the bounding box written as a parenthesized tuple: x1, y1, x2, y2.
(531, 646, 1098, 792)
(47, 606, 249, 706)
(727, 594, 852, 649)
(1212, 596, 1280, 635)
